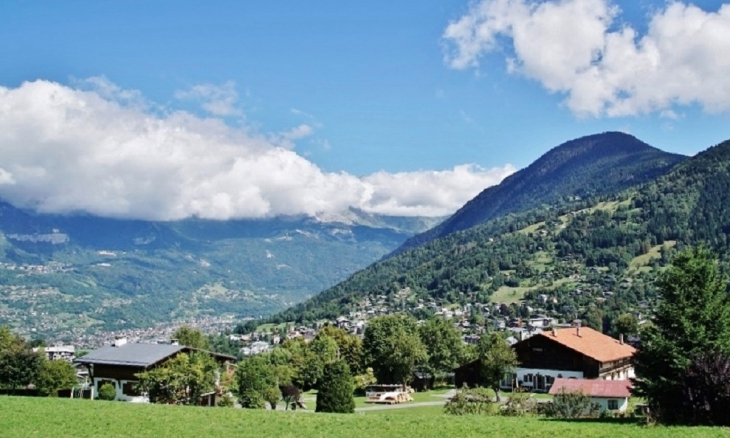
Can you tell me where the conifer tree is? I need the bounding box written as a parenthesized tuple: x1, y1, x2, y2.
(632, 248, 730, 424)
(315, 360, 355, 413)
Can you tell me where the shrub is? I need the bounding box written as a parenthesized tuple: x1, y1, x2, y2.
(216, 394, 235, 408)
(500, 390, 536, 417)
(545, 389, 596, 419)
(316, 360, 355, 414)
(98, 383, 116, 401)
(353, 367, 377, 396)
(264, 386, 281, 410)
(239, 389, 265, 409)
(443, 387, 492, 415)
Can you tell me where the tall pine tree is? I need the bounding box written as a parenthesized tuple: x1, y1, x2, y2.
(632, 248, 730, 424)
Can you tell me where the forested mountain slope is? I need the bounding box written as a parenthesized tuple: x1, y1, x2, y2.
(392, 132, 686, 256)
(254, 138, 730, 333)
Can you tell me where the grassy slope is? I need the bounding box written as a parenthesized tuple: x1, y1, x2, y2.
(2, 397, 728, 438)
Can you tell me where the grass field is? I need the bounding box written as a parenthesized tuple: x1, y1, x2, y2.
(2, 396, 729, 438)
(491, 278, 574, 304)
(629, 241, 677, 269)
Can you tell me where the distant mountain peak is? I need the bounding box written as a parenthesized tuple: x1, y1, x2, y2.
(390, 132, 686, 256)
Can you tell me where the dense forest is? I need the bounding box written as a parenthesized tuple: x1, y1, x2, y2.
(246, 138, 730, 335)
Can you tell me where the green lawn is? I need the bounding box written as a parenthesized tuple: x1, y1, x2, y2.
(2, 396, 729, 438)
(629, 241, 677, 269)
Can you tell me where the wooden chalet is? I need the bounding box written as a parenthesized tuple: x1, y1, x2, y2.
(74, 337, 235, 402)
(454, 326, 636, 393)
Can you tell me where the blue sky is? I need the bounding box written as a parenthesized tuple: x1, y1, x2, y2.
(0, 1, 729, 220)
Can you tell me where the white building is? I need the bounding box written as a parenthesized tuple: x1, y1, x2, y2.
(549, 378, 632, 412)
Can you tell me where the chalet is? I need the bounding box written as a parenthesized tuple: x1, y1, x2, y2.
(74, 337, 235, 402)
(454, 326, 635, 392)
(548, 378, 632, 413)
(509, 326, 636, 392)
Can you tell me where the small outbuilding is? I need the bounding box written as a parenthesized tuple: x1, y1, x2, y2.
(411, 371, 435, 392)
(548, 378, 632, 413)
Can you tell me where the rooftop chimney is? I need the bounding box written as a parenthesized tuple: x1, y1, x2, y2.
(619, 334, 624, 345)
(576, 321, 581, 337)
(552, 327, 557, 337)
(113, 336, 127, 347)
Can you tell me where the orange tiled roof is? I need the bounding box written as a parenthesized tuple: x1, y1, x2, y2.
(538, 326, 636, 363)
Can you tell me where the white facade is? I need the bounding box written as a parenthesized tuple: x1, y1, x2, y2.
(591, 396, 629, 413)
(503, 368, 584, 392)
(92, 377, 148, 403)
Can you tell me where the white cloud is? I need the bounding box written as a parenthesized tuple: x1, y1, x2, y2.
(174, 81, 242, 116)
(0, 168, 15, 185)
(0, 80, 514, 221)
(361, 164, 516, 217)
(443, 0, 730, 117)
(286, 124, 314, 140)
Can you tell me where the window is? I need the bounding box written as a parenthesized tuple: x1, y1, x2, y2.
(608, 399, 619, 410)
(123, 381, 141, 397)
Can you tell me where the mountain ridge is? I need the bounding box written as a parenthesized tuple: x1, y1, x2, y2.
(253, 133, 729, 330)
(390, 132, 686, 257)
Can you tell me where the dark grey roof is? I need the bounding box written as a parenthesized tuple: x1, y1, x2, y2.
(75, 343, 186, 368)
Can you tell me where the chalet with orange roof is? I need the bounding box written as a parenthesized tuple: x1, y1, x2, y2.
(508, 325, 636, 392)
(454, 325, 636, 392)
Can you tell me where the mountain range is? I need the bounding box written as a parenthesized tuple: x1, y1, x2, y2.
(6, 130, 723, 341)
(257, 131, 730, 330)
(0, 202, 441, 339)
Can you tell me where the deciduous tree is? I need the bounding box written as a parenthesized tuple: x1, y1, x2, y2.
(477, 333, 518, 402)
(37, 359, 77, 396)
(172, 326, 211, 351)
(0, 327, 43, 393)
(363, 315, 427, 385)
(136, 352, 217, 405)
(315, 325, 364, 375)
(419, 317, 465, 375)
(235, 355, 278, 409)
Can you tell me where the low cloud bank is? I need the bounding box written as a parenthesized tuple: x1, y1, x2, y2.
(0, 79, 514, 221)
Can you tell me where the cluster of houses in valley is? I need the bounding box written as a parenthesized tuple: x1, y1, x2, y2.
(62, 322, 636, 414)
(32, 288, 640, 414)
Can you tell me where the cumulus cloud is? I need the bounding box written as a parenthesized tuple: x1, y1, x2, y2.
(0, 80, 514, 221)
(443, 0, 730, 117)
(174, 81, 242, 116)
(361, 164, 516, 217)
